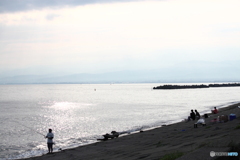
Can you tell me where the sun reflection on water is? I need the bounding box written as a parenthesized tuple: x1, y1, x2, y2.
(39, 101, 97, 147)
(43, 101, 93, 110)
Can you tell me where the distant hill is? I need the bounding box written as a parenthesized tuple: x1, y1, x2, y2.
(0, 60, 240, 84)
(0, 70, 239, 84)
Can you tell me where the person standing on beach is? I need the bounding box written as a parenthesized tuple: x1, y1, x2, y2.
(45, 129, 54, 154)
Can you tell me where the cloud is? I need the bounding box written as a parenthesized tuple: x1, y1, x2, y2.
(0, 0, 240, 75)
(0, 0, 141, 13)
(45, 14, 60, 21)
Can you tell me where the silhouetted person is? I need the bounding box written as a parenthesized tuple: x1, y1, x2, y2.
(191, 110, 196, 120)
(45, 129, 54, 154)
(188, 110, 196, 121)
(195, 110, 200, 119)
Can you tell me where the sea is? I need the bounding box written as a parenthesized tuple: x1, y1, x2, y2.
(0, 83, 239, 159)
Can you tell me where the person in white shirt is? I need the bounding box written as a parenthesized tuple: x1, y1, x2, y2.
(45, 129, 54, 154)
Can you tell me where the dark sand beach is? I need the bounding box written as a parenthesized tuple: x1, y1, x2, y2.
(22, 103, 240, 160)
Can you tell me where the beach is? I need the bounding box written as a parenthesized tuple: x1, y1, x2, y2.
(20, 103, 240, 160)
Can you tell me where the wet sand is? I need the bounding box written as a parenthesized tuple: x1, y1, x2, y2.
(21, 103, 240, 160)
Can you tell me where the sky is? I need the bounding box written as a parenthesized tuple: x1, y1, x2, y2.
(0, 0, 240, 76)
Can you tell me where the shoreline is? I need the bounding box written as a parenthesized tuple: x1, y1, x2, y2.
(21, 103, 240, 160)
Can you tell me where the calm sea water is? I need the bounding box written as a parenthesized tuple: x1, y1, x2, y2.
(0, 83, 239, 159)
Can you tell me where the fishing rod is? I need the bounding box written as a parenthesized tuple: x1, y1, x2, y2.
(12, 120, 46, 137)
(12, 120, 63, 152)
(12, 120, 66, 151)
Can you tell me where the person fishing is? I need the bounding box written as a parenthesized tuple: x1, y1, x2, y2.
(45, 129, 54, 154)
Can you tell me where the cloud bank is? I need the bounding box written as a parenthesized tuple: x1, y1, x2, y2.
(0, 0, 240, 83)
(0, 0, 141, 13)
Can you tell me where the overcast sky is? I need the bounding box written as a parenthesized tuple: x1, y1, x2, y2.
(0, 0, 240, 75)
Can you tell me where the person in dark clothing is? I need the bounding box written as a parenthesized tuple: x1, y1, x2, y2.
(195, 110, 200, 120)
(190, 110, 196, 120)
(188, 110, 196, 121)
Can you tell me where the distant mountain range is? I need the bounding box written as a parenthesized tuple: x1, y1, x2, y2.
(0, 69, 239, 84)
(0, 61, 240, 84)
